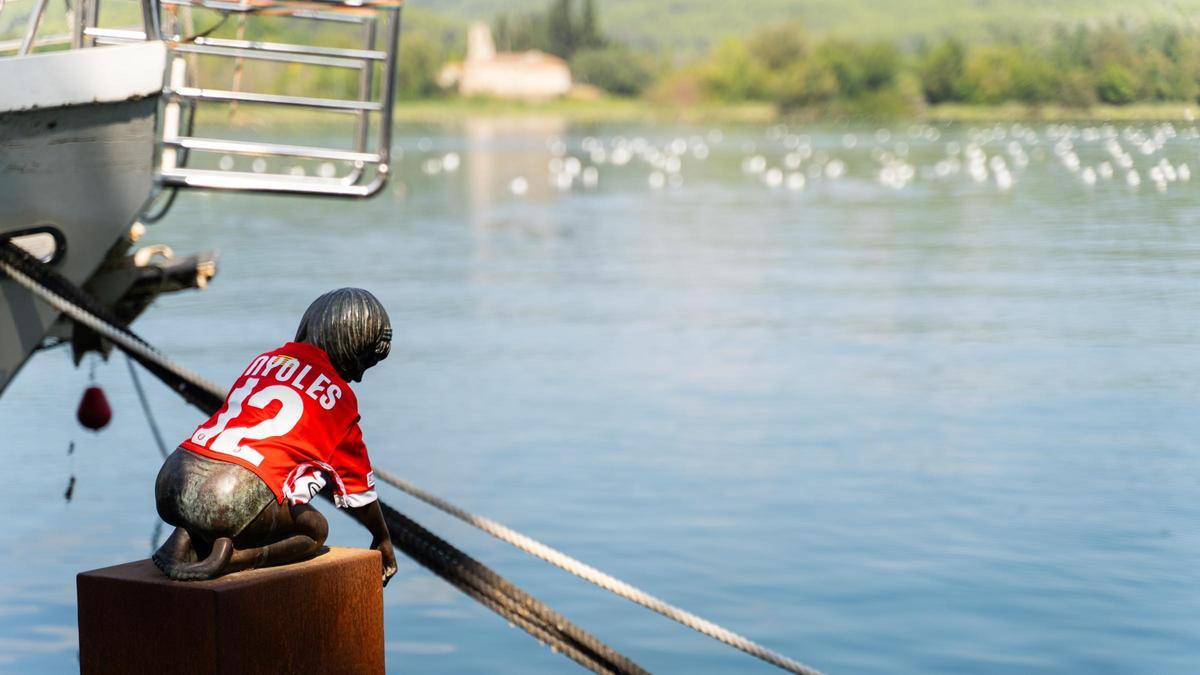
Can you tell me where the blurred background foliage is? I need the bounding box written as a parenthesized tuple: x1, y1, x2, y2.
(384, 0, 1200, 115)
(10, 0, 1200, 115)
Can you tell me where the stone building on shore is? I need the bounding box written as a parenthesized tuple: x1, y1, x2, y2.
(439, 23, 573, 99)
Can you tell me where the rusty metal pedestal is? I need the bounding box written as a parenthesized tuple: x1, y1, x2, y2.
(77, 547, 385, 675)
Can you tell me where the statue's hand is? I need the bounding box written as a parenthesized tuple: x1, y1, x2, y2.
(374, 537, 398, 587)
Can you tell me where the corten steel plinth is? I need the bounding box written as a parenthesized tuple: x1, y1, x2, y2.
(77, 547, 385, 675)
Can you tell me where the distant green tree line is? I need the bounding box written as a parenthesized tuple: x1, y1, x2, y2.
(486, 4, 1200, 110)
(695, 22, 911, 115)
(696, 20, 1200, 112)
(916, 24, 1200, 107)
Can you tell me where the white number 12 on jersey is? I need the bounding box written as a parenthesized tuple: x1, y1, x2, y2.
(190, 377, 304, 467)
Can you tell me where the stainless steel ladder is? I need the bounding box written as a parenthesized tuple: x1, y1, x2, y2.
(2, 0, 404, 198)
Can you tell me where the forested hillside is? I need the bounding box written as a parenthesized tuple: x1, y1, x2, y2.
(427, 0, 1200, 52)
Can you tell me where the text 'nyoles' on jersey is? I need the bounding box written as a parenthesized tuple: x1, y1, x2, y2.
(242, 354, 343, 410)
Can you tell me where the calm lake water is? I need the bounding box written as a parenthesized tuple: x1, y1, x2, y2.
(1, 119, 1198, 673)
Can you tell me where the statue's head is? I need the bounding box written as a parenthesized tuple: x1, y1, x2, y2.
(295, 288, 391, 382)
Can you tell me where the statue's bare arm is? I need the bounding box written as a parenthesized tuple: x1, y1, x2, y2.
(345, 500, 398, 586)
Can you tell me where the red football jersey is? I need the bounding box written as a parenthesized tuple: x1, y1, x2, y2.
(180, 342, 377, 508)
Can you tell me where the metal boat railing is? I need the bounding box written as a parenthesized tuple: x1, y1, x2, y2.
(0, 0, 403, 198)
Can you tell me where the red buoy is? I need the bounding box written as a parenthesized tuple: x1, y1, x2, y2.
(77, 385, 112, 431)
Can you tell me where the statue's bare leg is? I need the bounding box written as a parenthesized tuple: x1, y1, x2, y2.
(160, 536, 234, 581)
(154, 448, 331, 581)
(221, 501, 329, 574)
(151, 526, 198, 575)
(157, 501, 328, 580)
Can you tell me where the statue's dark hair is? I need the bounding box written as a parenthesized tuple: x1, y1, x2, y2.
(295, 288, 391, 382)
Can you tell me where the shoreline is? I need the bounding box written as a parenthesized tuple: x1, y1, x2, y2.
(200, 98, 1200, 128)
(921, 102, 1199, 123)
(391, 99, 1200, 124)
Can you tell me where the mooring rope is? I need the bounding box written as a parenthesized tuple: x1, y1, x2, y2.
(376, 499, 648, 675)
(0, 240, 645, 675)
(1, 239, 823, 674)
(0, 242, 226, 413)
(373, 468, 823, 675)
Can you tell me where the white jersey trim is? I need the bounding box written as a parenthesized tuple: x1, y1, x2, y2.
(335, 489, 378, 508)
(283, 460, 344, 506)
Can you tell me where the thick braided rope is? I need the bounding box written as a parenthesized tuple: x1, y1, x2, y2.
(0, 242, 227, 411)
(374, 500, 648, 675)
(374, 469, 824, 675)
(452, 578, 616, 674)
(0, 244, 646, 674)
(5, 243, 816, 674)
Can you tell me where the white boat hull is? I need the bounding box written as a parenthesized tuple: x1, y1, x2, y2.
(0, 44, 168, 393)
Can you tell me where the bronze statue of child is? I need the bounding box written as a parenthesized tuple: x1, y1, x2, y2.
(152, 288, 399, 585)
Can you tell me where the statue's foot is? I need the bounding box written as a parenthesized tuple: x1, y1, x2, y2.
(151, 549, 172, 576)
(163, 537, 234, 581)
(152, 527, 198, 576)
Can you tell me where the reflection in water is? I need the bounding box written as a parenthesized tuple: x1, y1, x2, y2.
(465, 115, 567, 232)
